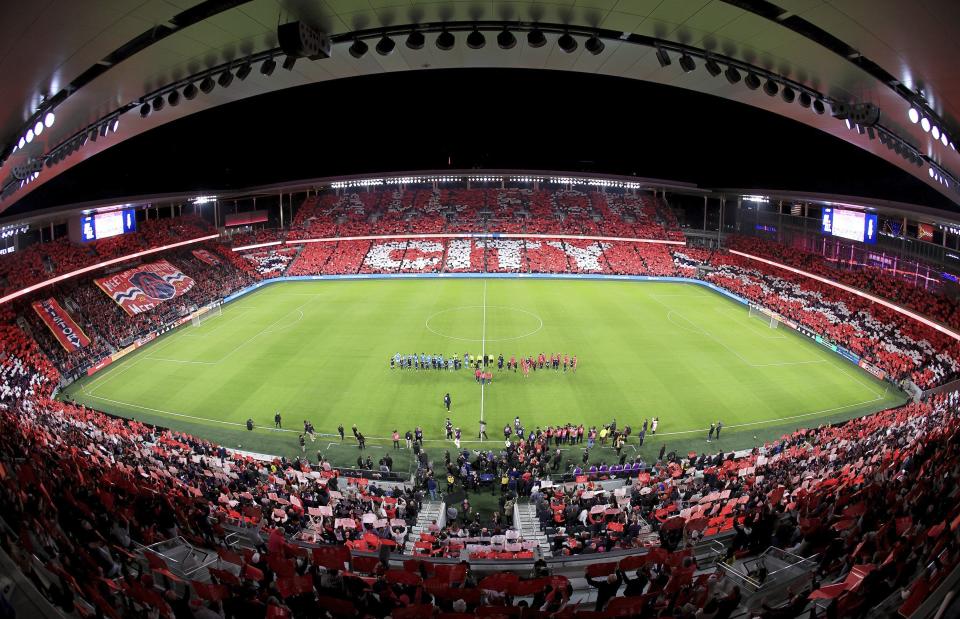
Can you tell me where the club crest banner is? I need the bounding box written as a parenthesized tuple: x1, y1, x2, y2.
(95, 260, 195, 315)
(192, 249, 220, 265)
(32, 298, 90, 352)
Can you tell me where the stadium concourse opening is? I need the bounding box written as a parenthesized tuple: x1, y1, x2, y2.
(1, 176, 958, 619)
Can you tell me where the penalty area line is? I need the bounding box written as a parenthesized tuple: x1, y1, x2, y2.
(652, 394, 886, 438)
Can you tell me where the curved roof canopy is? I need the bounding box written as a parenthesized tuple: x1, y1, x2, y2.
(1, 0, 959, 212)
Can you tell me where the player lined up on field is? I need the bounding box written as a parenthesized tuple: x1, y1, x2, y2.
(390, 352, 578, 373)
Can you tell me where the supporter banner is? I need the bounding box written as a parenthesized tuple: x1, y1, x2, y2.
(917, 223, 934, 241)
(192, 249, 220, 265)
(31, 298, 90, 352)
(94, 260, 195, 316)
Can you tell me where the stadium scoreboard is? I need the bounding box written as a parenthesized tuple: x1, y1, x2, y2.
(822, 207, 878, 244)
(0, 222, 29, 256)
(69, 208, 137, 243)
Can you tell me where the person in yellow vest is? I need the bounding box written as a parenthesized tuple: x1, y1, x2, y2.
(599, 426, 608, 446)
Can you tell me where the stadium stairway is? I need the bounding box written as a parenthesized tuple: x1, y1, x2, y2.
(404, 500, 446, 554)
(513, 500, 552, 558)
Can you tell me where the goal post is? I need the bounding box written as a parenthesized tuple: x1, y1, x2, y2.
(748, 303, 779, 329)
(191, 301, 223, 327)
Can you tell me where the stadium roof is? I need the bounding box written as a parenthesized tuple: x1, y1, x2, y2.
(1, 0, 959, 212)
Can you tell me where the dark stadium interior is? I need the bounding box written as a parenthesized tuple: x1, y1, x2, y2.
(2, 2, 960, 618)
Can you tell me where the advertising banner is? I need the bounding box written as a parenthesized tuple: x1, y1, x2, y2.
(31, 298, 90, 352)
(94, 260, 195, 316)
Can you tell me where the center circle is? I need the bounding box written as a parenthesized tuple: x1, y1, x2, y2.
(425, 305, 543, 343)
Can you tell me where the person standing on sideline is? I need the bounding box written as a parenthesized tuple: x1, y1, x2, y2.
(716, 420, 723, 439)
(658, 443, 666, 462)
(357, 432, 366, 450)
(444, 393, 452, 412)
(392, 430, 400, 449)
(404, 429, 413, 449)
(298, 434, 305, 452)
(274, 412, 282, 428)
(479, 420, 488, 440)
(337, 424, 345, 441)
(445, 418, 454, 440)
(454, 427, 462, 450)
(708, 423, 715, 442)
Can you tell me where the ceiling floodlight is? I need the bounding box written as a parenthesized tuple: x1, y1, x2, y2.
(557, 32, 577, 53)
(497, 27, 516, 50)
(349, 38, 368, 58)
(466, 28, 486, 49)
(527, 28, 546, 48)
(406, 29, 425, 50)
(585, 35, 604, 55)
(436, 29, 455, 51)
(375, 34, 395, 56)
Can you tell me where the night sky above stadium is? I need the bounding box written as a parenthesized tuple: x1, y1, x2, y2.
(12, 69, 955, 214)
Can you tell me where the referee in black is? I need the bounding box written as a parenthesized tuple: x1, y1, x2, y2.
(443, 393, 452, 411)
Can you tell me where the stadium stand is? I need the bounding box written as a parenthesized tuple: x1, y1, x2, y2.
(727, 234, 960, 331)
(4, 190, 960, 617)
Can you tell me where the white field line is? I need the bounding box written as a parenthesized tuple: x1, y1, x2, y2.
(666, 309, 823, 368)
(83, 393, 297, 432)
(84, 331, 184, 396)
(653, 394, 886, 437)
(836, 366, 888, 399)
(714, 306, 786, 340)
(80, 391, 888, 445)
(480, 279, 487, 429)
(89, 297, 313, 389)
(200, 299, 314, 365)
(423, 305, 543, 343)
(143, 356, 215, 365)
(182, 308, 252, 339)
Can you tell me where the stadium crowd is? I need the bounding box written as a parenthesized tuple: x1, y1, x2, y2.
(2, 193, 960, 616)
(1, 344, 958, 617)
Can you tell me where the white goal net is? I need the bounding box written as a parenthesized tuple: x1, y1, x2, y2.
(748, 304, 779, 329)
(191, 302, 223, 327)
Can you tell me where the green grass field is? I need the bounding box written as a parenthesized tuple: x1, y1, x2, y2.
(63, 278, 904, 473)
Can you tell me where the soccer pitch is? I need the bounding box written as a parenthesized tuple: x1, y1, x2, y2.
(63, 278, 904, 471)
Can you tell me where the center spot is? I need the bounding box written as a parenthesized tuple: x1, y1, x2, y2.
(425, 305, 543, 343)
